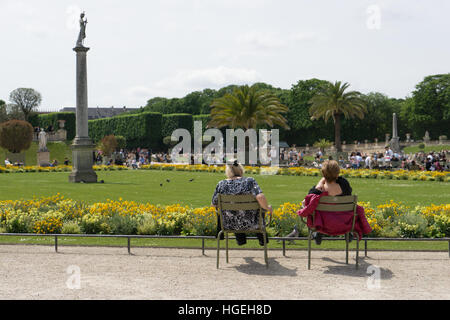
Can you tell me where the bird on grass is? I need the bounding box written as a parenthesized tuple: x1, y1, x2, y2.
(166, 179, 170, 183)
(160, 183, 163, 187)
(189, 178, 194, 182)
(285, 225, 299, 245)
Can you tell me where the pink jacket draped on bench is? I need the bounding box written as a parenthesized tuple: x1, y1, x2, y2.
(297, 192, 372, 240)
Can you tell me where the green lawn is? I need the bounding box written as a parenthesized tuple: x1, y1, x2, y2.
(403, 144, 450, 154)
(0, 169, 448, 207)
(0, 235, 447, 252)
(1, 141, 72, 166)
(1, 169, 448, 250)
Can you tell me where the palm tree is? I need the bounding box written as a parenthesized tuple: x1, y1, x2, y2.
(208, 84, 289, 130)
(309, 81, 366, 152)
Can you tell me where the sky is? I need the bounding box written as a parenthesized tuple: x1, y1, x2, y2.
(0, 0, 449, 111)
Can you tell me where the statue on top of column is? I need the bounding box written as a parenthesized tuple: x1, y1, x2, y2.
(76, 12, 88, 47)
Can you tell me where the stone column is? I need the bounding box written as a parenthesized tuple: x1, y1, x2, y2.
(390, 113, 400, 153)
(69, 46, 97, 183)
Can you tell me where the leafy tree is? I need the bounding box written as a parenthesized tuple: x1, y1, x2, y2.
(405, 74, 450, 139)
(283, 79, 330, 143)
(0, 103, 7, 123)
(0, 120, 34, 153)
(340, 92, 405, 142)
(98, 135, 118, 157)
(309, 81, 366, 152)
(115, 135, 127, 150)
(9, 88, 42, 121)
(208, 84, 289, 129)
(313, 139, 333, 154)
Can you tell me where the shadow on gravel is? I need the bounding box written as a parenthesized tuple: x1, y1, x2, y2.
(234, 257, 298, 276)
(321, 257, 394, 279)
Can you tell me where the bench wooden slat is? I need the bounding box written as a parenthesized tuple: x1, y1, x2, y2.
(220, 202, 260, 211)
(319, 195, 356, 204)
(219, 194, 257, 203)
(316, 203, 355, 212)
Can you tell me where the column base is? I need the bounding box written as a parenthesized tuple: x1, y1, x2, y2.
(69, 138, 98, 183)
(68, 170, 98, 183)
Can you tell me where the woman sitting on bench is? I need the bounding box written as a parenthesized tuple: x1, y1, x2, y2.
(305, 160, 353, 245)
(211, 159, 273, 246)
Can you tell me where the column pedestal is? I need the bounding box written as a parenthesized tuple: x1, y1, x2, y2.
(37, 151, 51, 167)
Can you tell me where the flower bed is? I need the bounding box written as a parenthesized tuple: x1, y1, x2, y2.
(0, 195, 448, 238)
(0, 164, 448, 182)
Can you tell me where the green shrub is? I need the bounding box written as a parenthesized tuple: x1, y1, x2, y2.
(38, 112, 76, 140)
(4, 209, 39, 233)
(193, 114, 211, 131)
(137, 215, 158, 235)
(88, 112, 162, 150)
(0, 120, 34, 153)
(108, 214, 138, 235)
(398, 212, 428, 238)
(161, 114, 194, 138)
(61, 221, 81, 234)
(80, 214, 110, 234)
(115, 135, 126, 150)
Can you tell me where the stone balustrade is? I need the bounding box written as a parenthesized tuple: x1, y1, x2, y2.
(32, 129, 67, 142)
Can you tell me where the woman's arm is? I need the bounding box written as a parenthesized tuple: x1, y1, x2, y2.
(315, 177, 326, 191)
(256, 193, 273, 213)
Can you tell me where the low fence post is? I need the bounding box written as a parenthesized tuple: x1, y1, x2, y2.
(365, 239, 368, 257)
(282, 240, 286, 257)
(127, 237, 131, 255)
(55, 235, 58, 253)
(202, 238, 205, 256)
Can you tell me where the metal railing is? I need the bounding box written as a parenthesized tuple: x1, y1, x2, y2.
(0, 233, 449, 258)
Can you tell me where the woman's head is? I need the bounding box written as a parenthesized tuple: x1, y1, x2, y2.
(321, 160, 340, 182)
(225, 159, 244, 179)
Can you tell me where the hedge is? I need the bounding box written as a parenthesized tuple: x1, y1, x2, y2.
(88, 112, 162, 150)
(161, 114, 194, 138)
(193, 114, 211, 133)
(38, 112, 76, 141)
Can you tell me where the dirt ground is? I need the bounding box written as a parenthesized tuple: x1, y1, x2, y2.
(0, 245, 449, 300)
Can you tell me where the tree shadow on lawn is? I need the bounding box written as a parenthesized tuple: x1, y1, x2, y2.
(233, 257, 298, 277)
(321, 257, 394, 279)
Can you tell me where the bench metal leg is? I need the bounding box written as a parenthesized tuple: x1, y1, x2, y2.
(365, 239, 368, 257)
(356, 238, 359, 269)
(308, 230, 312, 270)
(345, 233, 349, 265)
(217, 231, 223, 269)
(263, 231, 268, 268)
(225, 232, 229, 263)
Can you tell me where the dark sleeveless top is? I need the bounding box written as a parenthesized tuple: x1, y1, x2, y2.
(308, 177, 352, 196)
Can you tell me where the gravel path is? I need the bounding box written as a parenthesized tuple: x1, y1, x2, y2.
(0, 245, 449, 300)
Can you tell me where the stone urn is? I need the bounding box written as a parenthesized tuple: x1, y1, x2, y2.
(58, 119, 66, 129)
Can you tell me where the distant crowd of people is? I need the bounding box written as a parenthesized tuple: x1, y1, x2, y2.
(309, 147, 449, 172)
(94, 148, 172, 169)
(4, 143, 448, 172)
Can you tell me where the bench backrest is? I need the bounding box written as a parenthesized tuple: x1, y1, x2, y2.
(217, 194, 263, 232)
(315, 195, 358, 232)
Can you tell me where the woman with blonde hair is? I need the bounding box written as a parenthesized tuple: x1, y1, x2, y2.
(211, 159, 273, 246)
